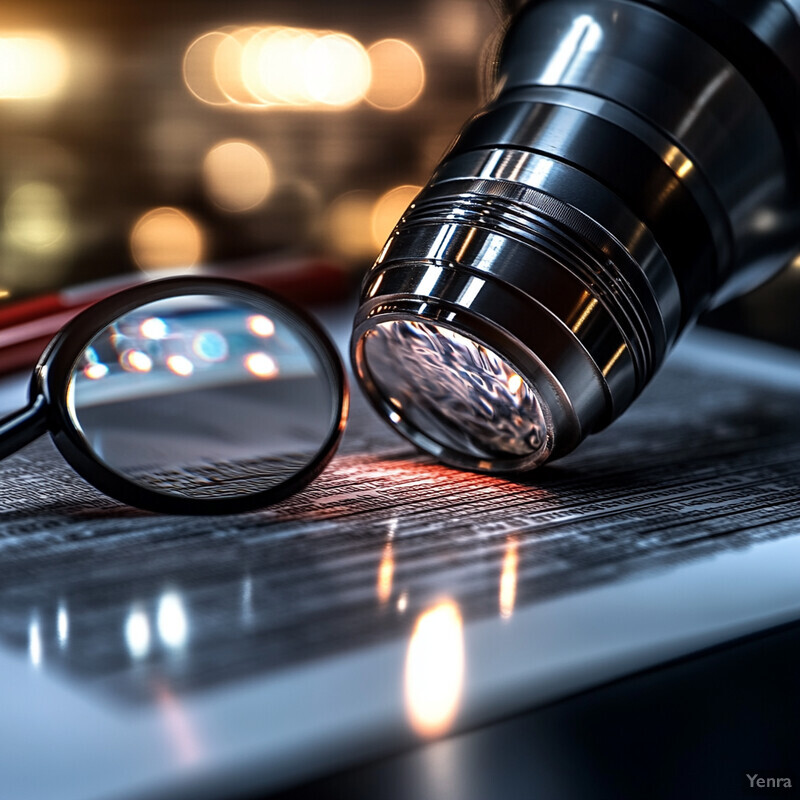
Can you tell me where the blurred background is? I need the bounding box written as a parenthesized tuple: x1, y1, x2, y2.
(0, 0, 796, 350)
(0, 0, 498, 301)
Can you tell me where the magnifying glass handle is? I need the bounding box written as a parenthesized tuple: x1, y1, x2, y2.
(0, 396, 47, 460)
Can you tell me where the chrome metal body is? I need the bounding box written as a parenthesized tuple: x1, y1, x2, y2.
(353, 0, 800, 472)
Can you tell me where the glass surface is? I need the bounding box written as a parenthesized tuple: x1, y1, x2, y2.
(67, 294, 337, 499)
(363, 319, 548, 461)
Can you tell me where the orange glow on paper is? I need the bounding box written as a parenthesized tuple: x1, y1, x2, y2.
(154, 683, 203, 766)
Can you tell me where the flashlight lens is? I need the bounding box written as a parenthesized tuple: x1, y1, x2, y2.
(362, 320, 550, 466)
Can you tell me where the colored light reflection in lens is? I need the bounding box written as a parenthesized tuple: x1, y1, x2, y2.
(140, 317, 169, 340)
(130, 207, 204, 272)
(192, 330, 228, 362)
(203, 140, 274, 213)
(70, 292, 342, 505)
(83, 363, 109, 380)
(121, 350, 153, 373)
(366, 39, 425, 111)
(166, 355, 194, 377)
(0, 35, 68, 99)
(405, 600, 464, 738)
(247, 314, 275, 338)
(507, 373, 523, 394)
(245, 352, 278, 378)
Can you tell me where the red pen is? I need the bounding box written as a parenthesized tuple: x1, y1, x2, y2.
(0, 255, 352, 376)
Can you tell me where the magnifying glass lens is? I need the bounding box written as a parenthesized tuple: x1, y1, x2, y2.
(67, 293, 340, 501)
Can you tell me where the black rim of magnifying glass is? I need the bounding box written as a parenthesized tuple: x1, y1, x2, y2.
(15, 276, 348, 515)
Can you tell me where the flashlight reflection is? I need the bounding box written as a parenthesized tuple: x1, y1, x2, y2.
(405, 599, 465, 738)
(377, 541, 394, 605)
(125, 604, 152, 660)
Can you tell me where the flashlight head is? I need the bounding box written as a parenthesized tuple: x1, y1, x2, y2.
(359, 318, 552, 470)
(351, 173, 678, 472)
(352, 0, 800, 473)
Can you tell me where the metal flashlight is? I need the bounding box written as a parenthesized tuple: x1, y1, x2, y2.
(352, 0, 800, 472)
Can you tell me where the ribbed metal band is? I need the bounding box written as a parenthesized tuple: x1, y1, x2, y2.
(394, 180, 658, 388)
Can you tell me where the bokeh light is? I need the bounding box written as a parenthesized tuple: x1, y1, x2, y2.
(215, 27, 263, 107)
(140, 317, 169, 340)
(426, 0, 483, 55)
(366, 39, 425, 111)
(182, 31, 232, 106)
(84, 363, 109, 380)
(4, 182, 70, 251)
(166, 354, 194, 377)
(244, 352, 278, 378)
(305, 33, 371, 107)
(0, 35, 68, 99)
(130, 207, 205, 271)
(184, 25, 372, 111)
(247, 314, 276, 338)
(192, 331, 228, 362)
(324, 190, 377, 261)
(371, 184, 421, 248)
(203, 140, 274, 213)
(120, 349, 153, 373)
(246, 27, 316, 105)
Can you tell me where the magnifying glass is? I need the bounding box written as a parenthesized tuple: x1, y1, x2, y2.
(0, 277, 348, 514)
